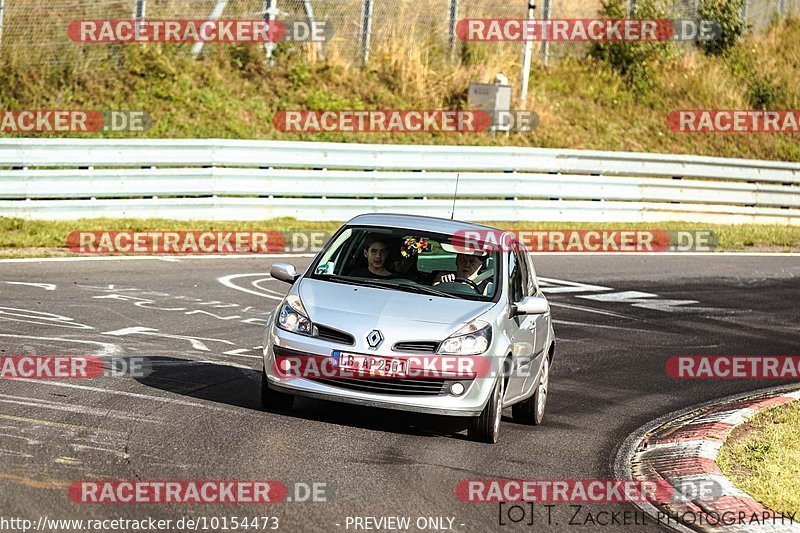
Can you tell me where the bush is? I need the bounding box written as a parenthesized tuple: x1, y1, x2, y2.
(746, 73, 787, 109)
(698, 0, 746, 56)
(588, 0, 673, 94)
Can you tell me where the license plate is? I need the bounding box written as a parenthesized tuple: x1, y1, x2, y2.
(332, 351, 409, 378)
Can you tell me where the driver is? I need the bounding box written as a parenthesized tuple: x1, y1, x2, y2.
(433, 253, 486, 289)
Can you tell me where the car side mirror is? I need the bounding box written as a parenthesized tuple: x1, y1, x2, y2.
(270, 262, 300, 284)
(512, 296, 549, 316)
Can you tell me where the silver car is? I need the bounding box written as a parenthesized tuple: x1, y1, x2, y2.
(261, 214, 555, 443)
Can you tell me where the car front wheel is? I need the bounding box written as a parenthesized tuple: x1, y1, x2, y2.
(468, 376, 504, 443)
(512, 356, 549, 425)
(261, 369, 294, 412)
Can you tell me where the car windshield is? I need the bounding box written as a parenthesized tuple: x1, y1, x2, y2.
(309, 227, 500, 301)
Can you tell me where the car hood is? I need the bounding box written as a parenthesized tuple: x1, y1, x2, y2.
(297, 278, 494, 346)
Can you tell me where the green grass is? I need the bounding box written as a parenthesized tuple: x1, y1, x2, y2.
(1, 217, 798, 257)
(1, 18, 799, 161)
(717, 399, 800, 515)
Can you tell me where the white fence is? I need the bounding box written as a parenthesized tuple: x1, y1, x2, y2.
(1, 138, 799, 224)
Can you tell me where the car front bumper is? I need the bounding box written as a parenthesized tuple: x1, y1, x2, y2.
(262, 324, 501, 417)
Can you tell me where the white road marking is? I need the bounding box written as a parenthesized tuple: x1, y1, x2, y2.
(0, 307, 94, 330)
(10, 379, 235, 412)
(0, 433, 40, 445)
(147, 359, 254, 370)
(101, 326, 235, 352)
(2, 282, 57, 291)
(71, 444, 129, 459)
(0, 394, 162, 423)
(577, 291, 702, 312)
(539, 277, 612, 294)
(542, 277, 716, 312)
(0, 335, 121, 356)
(552, 319, 656, 333)
(0, 449, 33, 459)
(549, 301, 633, 319)
(217, 273, 285, 301)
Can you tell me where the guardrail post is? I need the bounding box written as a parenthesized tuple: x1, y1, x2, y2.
(133, 0, 146, 19)
(302, 0, 324, 61)
(133, 0, 146, 42)
(0, 0, 6, 46)
(264, 0, 277, 64)
(539, 0, 550, 65)
(359, 0, 373, 66)
(448, 0, 459, 61)
(520, 0, 535, 105)
(192, 0, 229, 58)
(777, 0, 784, 17)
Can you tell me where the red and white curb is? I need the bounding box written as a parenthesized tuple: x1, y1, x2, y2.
(615, 386, 800, 532)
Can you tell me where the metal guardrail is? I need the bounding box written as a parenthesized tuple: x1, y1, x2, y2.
(0, 138, 798, 224)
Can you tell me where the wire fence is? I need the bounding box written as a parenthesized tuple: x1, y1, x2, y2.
(0, 0, 797, 67)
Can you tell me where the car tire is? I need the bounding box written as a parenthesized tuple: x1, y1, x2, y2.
(261, 369, 294, 412)
(468, 376, 504, 443)
(512, 356, 549, 425)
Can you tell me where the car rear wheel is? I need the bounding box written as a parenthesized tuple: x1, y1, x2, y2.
(261, 369, 294, 411)
(468, 376, 504, 443)
(512, 356, 549, 425)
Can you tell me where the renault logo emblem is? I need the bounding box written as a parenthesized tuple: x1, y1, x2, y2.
(366, 329, 384, 349)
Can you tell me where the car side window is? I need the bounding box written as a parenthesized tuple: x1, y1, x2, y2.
(524, 252, 539, 293)
(508, 250, 524, 303)
(515, 248, 532, 297)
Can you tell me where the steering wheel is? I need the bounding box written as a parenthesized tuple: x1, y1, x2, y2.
(452, 277, 481, 292)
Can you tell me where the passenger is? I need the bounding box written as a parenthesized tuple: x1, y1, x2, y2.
(391, 237, 431, 283)
(392, 253, 419, 280)
(347, 236, 394, 279)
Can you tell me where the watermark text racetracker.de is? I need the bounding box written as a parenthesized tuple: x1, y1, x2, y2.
(0, 356, 149, 379)
(452, 229, 717, 253)
(668, 110, 800, 133)
(68, 19, 333, 43)
(69, 479, 331, 504)
(67, 231, 331, 254)
(456, 18, 721, 42)
(458, 479, 797, 528)
(666, 355, 800, 378)
(1, 110, 151, 133)
(273, 110, 538, 133)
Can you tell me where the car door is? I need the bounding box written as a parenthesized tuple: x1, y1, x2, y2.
(525, 250, 550, 360)
(504, 246, 536, 400)
(517, 247, 549, 397)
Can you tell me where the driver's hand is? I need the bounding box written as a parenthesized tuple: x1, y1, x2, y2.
(434, 273, 456, 285)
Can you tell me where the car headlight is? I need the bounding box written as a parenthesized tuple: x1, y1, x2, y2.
(438, 320, 492, 355)
(276, 294, 313, 336)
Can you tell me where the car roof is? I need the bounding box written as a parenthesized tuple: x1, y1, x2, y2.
(345, 213, 502, 235)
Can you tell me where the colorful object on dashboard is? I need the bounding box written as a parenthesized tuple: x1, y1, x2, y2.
(400, 237, 430, 258)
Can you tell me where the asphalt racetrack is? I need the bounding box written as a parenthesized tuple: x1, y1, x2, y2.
(0, 254, 798, 532)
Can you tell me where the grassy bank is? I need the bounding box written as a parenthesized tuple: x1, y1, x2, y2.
(1, 16, 799, 161)
(1, 217, 798, 257)
(717, 399, 800, 515)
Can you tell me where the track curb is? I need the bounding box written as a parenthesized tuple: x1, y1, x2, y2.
(613, 384, 800, 532)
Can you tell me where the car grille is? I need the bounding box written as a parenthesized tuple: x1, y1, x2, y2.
(310, 377, 449, 396)
(392, 341, 439, 353)
(314, 325, 355, 346)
